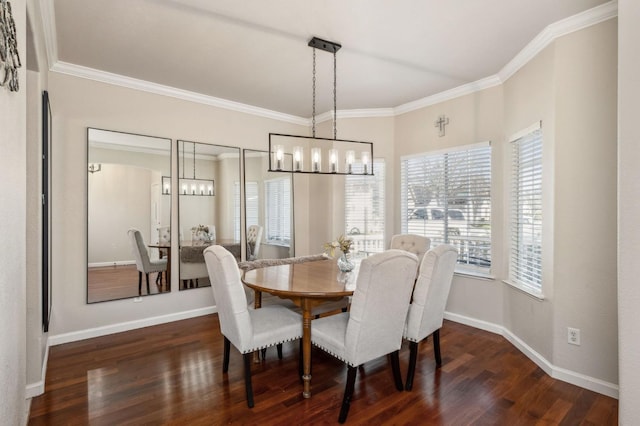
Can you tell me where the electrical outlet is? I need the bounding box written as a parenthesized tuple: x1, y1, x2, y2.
(134, 297, 143, 303)
(568, 327, 581, 345)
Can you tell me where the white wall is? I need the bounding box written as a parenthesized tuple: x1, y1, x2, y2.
(0, 0, 27, 423)
(618, 0, 640, 421)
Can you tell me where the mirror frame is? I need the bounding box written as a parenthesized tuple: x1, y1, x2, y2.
(86, 127, 173, 303)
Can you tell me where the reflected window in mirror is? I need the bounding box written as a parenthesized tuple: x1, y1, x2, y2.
(243, 149, 294, 260)
(177, 140, 241, 291)
(87, 128, 172, 303)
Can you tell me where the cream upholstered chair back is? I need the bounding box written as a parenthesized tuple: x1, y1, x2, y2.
(390, 234, 431, 264)
(158, 226, 170, 244)
(204, 245, 252, 351)
(404, 244, 458, 343)
(128, 228, 154, 272)
(345, 249, 418, 366)
(246, 225, 263, 260)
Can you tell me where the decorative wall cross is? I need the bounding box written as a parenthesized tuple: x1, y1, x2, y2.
(434, 115, 450, 137)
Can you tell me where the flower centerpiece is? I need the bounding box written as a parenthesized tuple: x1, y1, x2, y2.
(324, 234, 355, 272)
(191, 224, 211, 245)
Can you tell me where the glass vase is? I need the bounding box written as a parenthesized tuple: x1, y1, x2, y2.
(337, 252, 355, 272)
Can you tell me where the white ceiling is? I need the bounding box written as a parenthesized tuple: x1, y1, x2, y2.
(48, 0, 610, 118)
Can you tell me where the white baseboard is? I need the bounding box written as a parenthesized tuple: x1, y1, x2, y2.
(444, 311, 619, 399)
(49, 306, 217, 346)
(88, 260, 136, 268)
(25, 335, 50, 399)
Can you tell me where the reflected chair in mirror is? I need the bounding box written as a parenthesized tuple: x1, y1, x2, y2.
(206, 224, 216, 242)
(179, 246, 208, 289)
(390, 234, 431, 266)
(311, 250, 419, 423)
(157, 226, 170, 260)
(403, 244, 457, 391)
(246, 225, 263, 260)
(127, 228, 168, 295)
(204, 245, 302, 408)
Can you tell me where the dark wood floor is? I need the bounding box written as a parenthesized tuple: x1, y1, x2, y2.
(28, 316, 618, 425)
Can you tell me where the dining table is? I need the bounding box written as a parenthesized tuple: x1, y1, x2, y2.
(241, 258, 358, 398)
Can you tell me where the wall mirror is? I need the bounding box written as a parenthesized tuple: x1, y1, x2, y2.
(177, 140, 241, 291)
(87, 128, 172, 303)
(243, 149, 294, 260)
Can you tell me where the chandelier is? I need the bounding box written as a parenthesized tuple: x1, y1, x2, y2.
(268, 37, 374, 175)
(162, 141, 215, 196)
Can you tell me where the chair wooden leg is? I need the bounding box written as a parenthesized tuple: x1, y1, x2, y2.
(405, 341, 419, 391)
(145, 273, 150, 294)
(390, 350, 404, 391)
(339, 365, 358, 424)
(261, 348, 267, 360)
(277, 343, 283, 359)
(433, 329, 442, 367)
(138, 271, 142, 294)
(243, 353, 255, 408)
(223, 337, 230, 373)
(156, 272, 161, 284)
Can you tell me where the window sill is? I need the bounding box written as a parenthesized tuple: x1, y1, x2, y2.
(454, 269, 495, 281)
(264, 241, 291, 248)
(502, 280, 545, 301)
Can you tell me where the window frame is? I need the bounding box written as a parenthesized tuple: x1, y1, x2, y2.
(264, 176, 291, 247)
(400, 142, 492, 276)
(506, 122, 544, 298)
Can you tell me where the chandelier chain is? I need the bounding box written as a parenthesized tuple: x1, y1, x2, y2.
(333, 50, 337, 140)
(312, 47, 316, 138)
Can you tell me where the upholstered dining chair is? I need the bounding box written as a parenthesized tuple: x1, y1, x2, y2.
(390, 234, 431, 266)
(157, 226, 170, 260)
(127, 228, 167, 295)
(203, 245, 302, 408)
(403, 244, 457, 391)
(311, 250, 419, 423)
(246, 225, 263, 260)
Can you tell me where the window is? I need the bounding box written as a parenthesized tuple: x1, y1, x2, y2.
(345, 160, 385, 256)
(509, 124, 542, 295)
(401, 143, 492, 273)
(264, 177, 291, 245)
(236, 181, 258, 241)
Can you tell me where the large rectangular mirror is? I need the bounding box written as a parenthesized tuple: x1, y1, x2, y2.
(177, 140, 241, 290)
(243, 149, 294, 260)
(87, 128, 172, 303)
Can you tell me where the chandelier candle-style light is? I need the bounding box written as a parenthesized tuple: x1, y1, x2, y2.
(268, 37, 374, 175)
(162, 141, 215, 196)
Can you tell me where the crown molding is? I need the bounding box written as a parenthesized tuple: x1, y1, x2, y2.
(39, 0, 58, 70)
(42, 1, 617, 123)
(393, 75, 502, 116)
(50, 61, 310, 127)
(393, 1, 617, 117)
(498, 0, 618, 82)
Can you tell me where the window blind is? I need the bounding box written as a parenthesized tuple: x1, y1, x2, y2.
(345, 160, 385, 256)
(509, 128, 542, 293)
(401, 143, 492, 273)
(264, 177, 291, 245)
(245, 181, 259, 229)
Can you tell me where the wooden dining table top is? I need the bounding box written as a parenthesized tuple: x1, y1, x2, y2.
(241, 258, 356, 299)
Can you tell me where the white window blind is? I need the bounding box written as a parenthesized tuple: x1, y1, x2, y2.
(401, 143, 492, 273)
(264, 177, 291, 246)
(345, 160, 385, 256)
(234, 181, 241, 241)
(509, 127, 542, 294)
(245, 181, 259, 230)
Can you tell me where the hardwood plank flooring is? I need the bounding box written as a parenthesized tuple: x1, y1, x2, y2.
(28, 317, 618, 425)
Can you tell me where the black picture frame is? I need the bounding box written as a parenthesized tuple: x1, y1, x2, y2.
(42, 90, 52, 332)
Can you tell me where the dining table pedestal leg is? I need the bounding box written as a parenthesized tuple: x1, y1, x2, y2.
(302, 299, 312, 398)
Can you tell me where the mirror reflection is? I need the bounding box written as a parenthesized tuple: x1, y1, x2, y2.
(177, 140, 241, 290)
(243, 149, 294, 260)
(87, 128, 172, 303)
